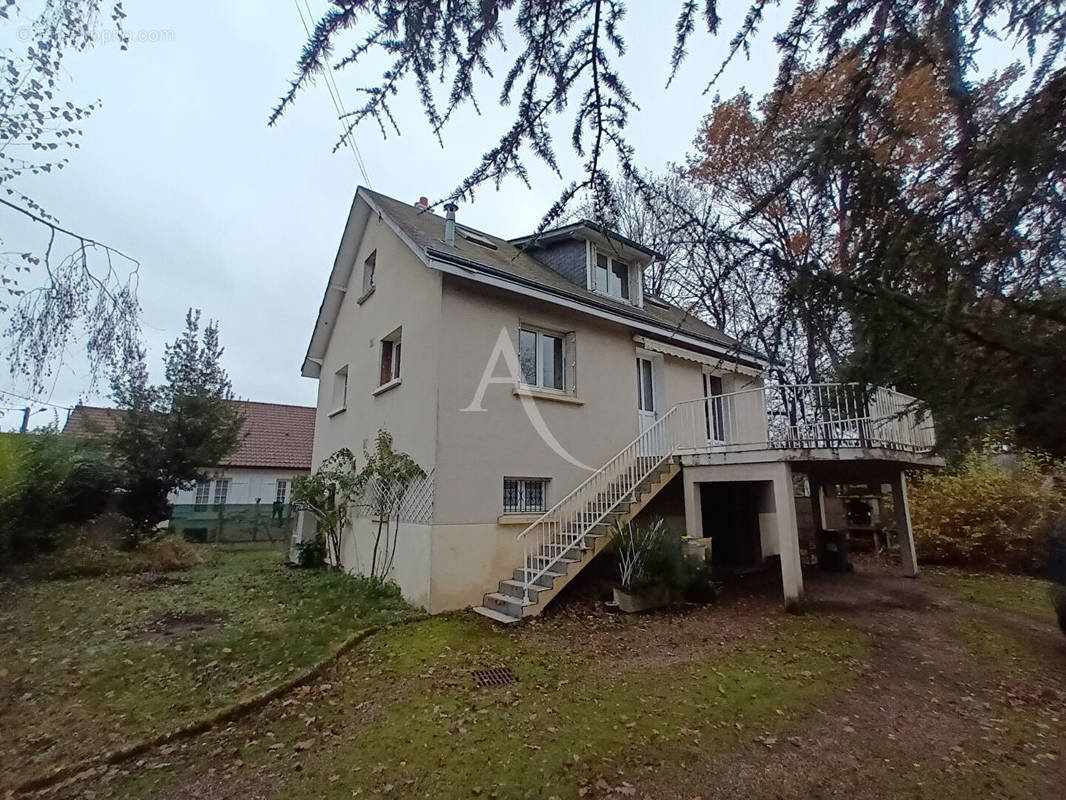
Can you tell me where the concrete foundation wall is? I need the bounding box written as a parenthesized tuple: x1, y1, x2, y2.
(339, 517, 433, 610)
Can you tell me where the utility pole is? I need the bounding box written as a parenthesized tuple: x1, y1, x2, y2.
(19, 406, 30, 433)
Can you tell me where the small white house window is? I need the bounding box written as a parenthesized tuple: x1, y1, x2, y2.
(594, 250, 630, 302)
(362, 250, 376, 294)
(194, 481, 210, 511)
(379, 328, 402, 386)
(332, 366, 348, 413)
(503, 477, 549, 513)
(519, 327, 564, 391)
(212, 478, 230, 508)
(275, 479, 289, 505)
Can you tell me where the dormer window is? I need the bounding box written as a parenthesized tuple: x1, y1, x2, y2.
(593, 249, 630, 302)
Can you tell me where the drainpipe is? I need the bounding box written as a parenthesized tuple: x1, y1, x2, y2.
(444, 203, 458, 245)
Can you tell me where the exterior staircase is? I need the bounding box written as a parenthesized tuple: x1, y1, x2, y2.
(473, 455, 680, 624)
(472, 382, 936, 625)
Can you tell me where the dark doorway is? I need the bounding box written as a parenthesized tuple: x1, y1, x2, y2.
(700, 482, 765, 568)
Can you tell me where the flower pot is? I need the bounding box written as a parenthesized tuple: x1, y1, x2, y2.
(613, 584, 670, 614)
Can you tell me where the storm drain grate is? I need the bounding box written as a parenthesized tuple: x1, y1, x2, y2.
(472, 667, 517, 688)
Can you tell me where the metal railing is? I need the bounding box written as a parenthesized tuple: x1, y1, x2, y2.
(516, 383, 934, 604)
(668, 383, 936, 454)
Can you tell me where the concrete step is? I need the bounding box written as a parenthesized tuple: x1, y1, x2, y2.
(483, 591, 527, 617)
(527, 554, 580, 572)
(498, 579, 546, 600)
(473, 605, 521, 624)
(512, 567, 563, 587)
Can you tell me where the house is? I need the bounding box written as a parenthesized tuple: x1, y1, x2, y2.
(64, 401, 315, 541)
(297, 187, 941, 621)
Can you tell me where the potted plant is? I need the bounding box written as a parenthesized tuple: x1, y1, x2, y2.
(612, 517, 676, 613)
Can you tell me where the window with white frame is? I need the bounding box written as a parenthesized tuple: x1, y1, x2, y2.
(275, 479, 288, 505)
(593, 249, 631, 302)
(503, 477, 548, 513)
(332, 365, 348, 412)
(212, 478, 230, 508)
(362, 250, 376, 294)
(379, 328, 402, 386)
(519, 327, 565, 391)
(194, 481, 210, 511)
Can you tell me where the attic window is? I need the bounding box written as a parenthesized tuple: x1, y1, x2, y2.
(593, 250, 630, 302)
(459, 228, 499, 250)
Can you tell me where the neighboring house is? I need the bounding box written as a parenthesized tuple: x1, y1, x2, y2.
(64, 401, 315, 540)
(298, 187, 941, 621)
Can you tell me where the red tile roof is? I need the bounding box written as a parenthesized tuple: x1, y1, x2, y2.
(64, 401, 315, 471)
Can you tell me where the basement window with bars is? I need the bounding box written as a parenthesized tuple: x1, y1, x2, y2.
(503, 478, 548, 514)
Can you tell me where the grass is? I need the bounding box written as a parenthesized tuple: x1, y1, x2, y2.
(926, 567, 1059, 624)
(110, 612, 868, 800)
(0, 546, 418, 790)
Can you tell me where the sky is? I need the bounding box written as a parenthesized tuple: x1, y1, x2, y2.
(0, 1, 826, 430)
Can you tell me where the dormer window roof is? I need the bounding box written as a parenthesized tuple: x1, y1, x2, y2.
(509, 219, 663, 266)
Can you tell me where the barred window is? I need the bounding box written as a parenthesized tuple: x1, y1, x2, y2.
(275, 479, 288, 504)
(503, 478, 548, 513)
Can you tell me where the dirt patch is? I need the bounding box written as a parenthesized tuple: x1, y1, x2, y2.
(139, 610, 226, 639)
(134, 574, 193, 591)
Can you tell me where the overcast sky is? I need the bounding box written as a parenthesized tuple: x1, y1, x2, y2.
(1, 0, 964, 430)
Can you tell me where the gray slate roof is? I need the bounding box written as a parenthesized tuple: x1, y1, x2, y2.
(362, 189, 761, 362)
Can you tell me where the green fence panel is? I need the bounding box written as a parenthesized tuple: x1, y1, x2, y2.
(169, 503, 296, 544)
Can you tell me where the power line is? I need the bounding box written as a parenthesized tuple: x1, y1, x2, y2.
(294, 0, 372, 187)
(0, 388, 73, 411)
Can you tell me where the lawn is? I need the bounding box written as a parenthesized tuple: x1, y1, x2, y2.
(926, 567, 1059, 623)
(4, 559, 1065, 799)
(95, 612, 870, 800)
(0, 546, 418, 790)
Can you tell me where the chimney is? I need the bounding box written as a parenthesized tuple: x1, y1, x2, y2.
(444, 202, 458, 245)
(414, 196, 429, 209)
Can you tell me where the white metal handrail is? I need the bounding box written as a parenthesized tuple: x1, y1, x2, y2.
(516, 383, 934, 603)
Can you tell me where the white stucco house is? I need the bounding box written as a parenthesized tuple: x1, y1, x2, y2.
(65, 402, 315, 540)
(297, 187, 941, 621)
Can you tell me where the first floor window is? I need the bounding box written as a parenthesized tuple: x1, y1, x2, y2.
(194, 481, 210, 511)
(332, 365, 348, 411)
(379, 328, 402, 385)
(503, 477, 549, 513)
(212, 478, 230, 508)
(275, 479, 289, 505)
(519, 327, 564, 391)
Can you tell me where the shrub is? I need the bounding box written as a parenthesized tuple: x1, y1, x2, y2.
(0, 432, 118, 567)
(294, 534, 327, 568)
(909, 444, 1065, 573)
(614, 517, 690, 593)
(30, 535, 207, 580)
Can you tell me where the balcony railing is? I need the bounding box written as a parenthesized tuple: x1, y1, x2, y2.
(670, 382, 936, 454)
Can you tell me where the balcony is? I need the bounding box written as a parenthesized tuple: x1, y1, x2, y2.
(667, 383, 942, 469)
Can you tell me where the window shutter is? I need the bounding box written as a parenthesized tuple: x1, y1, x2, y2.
(565, 331, 578, 395)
